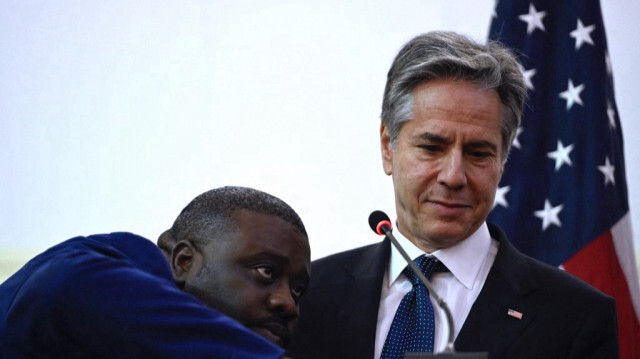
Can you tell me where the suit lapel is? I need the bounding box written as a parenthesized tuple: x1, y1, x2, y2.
(339, 237, 390, 358)
(455, 225, 540, 358)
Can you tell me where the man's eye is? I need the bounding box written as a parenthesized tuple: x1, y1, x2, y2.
(291, 284, 306, 299)
(255, 266, 274, 279)
(470, 151, 493, 159)
(419, 145, 440, 152)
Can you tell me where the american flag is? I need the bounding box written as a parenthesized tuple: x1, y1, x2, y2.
(487, 0, 640, 357)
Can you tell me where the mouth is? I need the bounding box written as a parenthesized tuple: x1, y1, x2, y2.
(427, 200, 470, 215)
(253, 322, 290, 347)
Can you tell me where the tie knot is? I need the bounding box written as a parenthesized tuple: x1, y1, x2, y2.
(402, 255, 448, 285)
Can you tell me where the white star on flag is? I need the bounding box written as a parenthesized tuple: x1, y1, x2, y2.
(518, 64, 537, 90)
(494, 185, 510, 208)
(534, 199, 563, 231)
(512, 127, 523, 149)
(559, 79, 585, 110)
(518, 3, 547, 35)
(547, 140, 574, 171)
(607, 101, 616, 129)
(570, 18, 596, 50)
(598, 156, 616, 186)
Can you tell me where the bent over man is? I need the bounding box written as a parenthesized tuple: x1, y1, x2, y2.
(1, 186, 310, 358)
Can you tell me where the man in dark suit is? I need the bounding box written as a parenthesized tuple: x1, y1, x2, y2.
(288, 31, 618, 359)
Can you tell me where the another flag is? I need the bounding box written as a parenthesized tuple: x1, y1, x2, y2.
(488, 1, 640, 357)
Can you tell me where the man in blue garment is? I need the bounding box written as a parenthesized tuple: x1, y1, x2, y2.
(0, 186, 310, 358)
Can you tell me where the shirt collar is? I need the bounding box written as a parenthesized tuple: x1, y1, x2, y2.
(388, 222, 492, 290)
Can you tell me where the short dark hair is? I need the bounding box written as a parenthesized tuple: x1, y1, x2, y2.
(158, 186, 307, 252)
(381, 31, 527, 162)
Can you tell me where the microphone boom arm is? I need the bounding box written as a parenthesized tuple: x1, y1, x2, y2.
(381, 227, 456, 353)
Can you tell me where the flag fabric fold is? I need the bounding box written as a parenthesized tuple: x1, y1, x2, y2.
(488, 1, 640, 357)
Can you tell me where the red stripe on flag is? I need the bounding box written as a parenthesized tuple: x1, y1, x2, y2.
(563, 231, 640, 358)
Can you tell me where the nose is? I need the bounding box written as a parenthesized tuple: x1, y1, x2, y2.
(437, 151, 467, 189)
(267, 284, 298, 320)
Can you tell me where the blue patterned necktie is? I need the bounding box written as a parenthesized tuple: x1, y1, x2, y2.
(381, 255, 448, 359)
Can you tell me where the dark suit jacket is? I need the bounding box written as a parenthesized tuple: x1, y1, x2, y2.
(288, 224, 618, 359)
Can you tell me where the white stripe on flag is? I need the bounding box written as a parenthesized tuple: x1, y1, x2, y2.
(612, 212, 640, 321)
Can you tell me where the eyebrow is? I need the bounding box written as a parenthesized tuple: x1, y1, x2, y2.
(419, 132, 448, 144)
(248, 251, 291, 264)
(419, 131, 498, 152)
(466, 140, 498, 153)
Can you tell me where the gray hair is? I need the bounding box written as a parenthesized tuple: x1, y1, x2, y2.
(381, 31, 527, 162)
(158, 186, 307, 252)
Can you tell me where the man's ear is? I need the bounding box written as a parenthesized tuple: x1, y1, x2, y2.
(157, 230, 175, 263)
(170, 240, 199, 288)
(380, 122, 394, 176)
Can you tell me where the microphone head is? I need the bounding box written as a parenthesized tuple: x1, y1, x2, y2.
(368, 210, 392, 235)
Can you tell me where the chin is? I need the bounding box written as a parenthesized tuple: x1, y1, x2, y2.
(424, 226, 468, 247)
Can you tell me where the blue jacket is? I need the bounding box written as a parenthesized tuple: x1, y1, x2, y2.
(0, 232, 284, 358)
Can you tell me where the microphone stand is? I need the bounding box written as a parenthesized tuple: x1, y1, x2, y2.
(380, 226, 456, 353)
(381, 227, 487, 359)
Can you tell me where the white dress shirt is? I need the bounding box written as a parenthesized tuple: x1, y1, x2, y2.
(374, 222, 499, 358)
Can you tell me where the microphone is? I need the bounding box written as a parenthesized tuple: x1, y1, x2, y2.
(369, 210, 393, 236)
(369, 210, 487, 359)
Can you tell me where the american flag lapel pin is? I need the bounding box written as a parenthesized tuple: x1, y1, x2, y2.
(507, 309, 523, 320)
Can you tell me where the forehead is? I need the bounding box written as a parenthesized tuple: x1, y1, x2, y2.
(409, 79, 503, 144)
(216, 209, 310, 263)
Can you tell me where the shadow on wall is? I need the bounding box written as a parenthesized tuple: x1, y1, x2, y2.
(0, 250, 40, 283)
